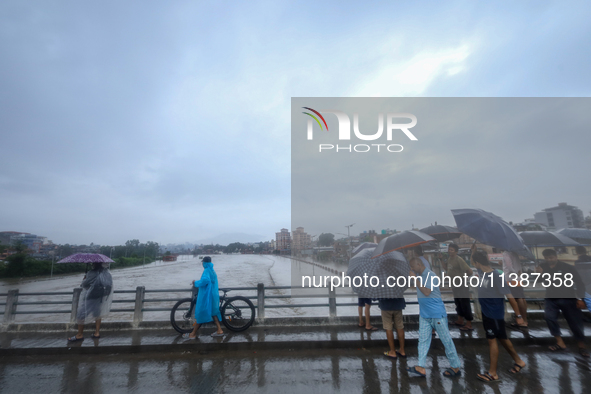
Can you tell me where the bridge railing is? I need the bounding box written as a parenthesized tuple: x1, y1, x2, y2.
(0, 285, 547, 327)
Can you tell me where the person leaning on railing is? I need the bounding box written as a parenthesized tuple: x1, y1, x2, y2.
(439, 243, 474, 331)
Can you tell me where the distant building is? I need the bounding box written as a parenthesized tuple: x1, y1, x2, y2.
(0, 231, 29, 246)
(9, 233, 48, 253)
(291, 227, 311, 256)
(276, 228, 291, 254)
(513, 219, 547, 232)
(533, 202, 585, 230)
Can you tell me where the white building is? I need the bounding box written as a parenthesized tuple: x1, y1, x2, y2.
(533, 202, 585, 230)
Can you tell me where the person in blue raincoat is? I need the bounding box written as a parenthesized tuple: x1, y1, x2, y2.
(183, 256, 224, 338)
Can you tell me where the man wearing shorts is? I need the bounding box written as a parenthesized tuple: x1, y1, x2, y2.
(472, 251, 526, 382)
(378, 297, 406, 358)
(358, 298, 378, 331)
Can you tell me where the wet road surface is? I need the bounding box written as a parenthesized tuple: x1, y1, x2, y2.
(1, 340, 590, 394)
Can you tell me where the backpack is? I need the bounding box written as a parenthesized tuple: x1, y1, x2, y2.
(88, 272, 113, 299)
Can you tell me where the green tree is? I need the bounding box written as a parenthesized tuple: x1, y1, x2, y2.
(224, 242, 246, 253)
(59, 244, 74, 259)
(5, 251, 27, 276)
(318, 233, 335, 247)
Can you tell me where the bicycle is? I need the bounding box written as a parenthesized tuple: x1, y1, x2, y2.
(170, 286, 256, 333)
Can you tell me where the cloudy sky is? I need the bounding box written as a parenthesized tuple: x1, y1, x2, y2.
(1, 1, 590, 245)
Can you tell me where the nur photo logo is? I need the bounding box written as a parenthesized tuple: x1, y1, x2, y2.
(302, 107, 418, 153)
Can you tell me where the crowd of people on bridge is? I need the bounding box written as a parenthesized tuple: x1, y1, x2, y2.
(358, 243, 589, 382)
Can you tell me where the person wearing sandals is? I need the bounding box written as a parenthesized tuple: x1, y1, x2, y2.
(406, 257, 461, 378)
(472, 251, 526, 382)
(183, 256, 224, 339)
(440, 243, 474, 331)
(378, 297, 406, 359)
(537, 249, 588, 358)
(68, 263, 113, 342)
(358, 298, 379, 331)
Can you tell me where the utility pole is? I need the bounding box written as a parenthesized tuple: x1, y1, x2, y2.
(345, 223, 355, 260)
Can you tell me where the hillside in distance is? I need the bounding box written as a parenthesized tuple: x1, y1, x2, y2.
(195, 233, 268, 246)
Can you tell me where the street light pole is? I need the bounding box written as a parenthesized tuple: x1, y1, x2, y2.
(345, 223, 355, 259)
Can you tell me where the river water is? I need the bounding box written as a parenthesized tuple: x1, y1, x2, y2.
(1, 254, 397, 323)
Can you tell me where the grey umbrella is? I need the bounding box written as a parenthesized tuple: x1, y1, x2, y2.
(556, 228, 591, 244)
(347, 248, 410, 298)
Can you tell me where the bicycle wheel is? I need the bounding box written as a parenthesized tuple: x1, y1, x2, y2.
(170, 298, 195, 334)
(221, 296, 255, 332)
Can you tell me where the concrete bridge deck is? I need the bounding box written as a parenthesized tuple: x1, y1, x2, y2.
(1, 322, 590, 394)
(2, 319, 590, 357)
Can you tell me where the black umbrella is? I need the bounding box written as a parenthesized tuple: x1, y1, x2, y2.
(352, 242, 378, 256)
(452, 208, 534, 259)
(519, 231, 579, 262)
(371, 231, 435, 259)
(519, 231, 580, 247)
(419, 225, 462, 242)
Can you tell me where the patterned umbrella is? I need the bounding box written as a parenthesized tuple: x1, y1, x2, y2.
(419, 225, 462, 242)
(347, 248, 409, 298)
(371, 231, 435, 259)
(57, 253, 115, 264)
(352, 242, 378, 256)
